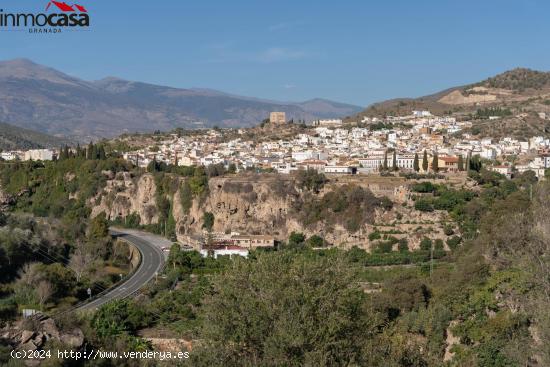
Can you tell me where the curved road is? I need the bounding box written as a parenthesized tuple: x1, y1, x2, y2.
(78, 228, 171, 311)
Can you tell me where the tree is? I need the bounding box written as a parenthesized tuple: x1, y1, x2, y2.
(306, 234, 324, 248)
(432, 152, 439, 173)
(91, 144, 98, 160)
(58, 146, 65, 160)
(189, 167, 209, 196)
(180, 181, 193, 214)
(36, 280, 53, 307)
(413, 153, 420, 172)
(98, 145, 106, 160)
(296, 169, 327, 193)
(92, 299, 148, 338)
(69, 249, 91, 282)
(420, 237, 433, 251)
(89, 212, 109, 240)
(458, 155, 464, 171)
(382, 151, 388, 171)
(288, 232, 306, 248)
(192, 253, 381, 366)
(469, 154, 483, 172)
(392, 151, 398, 171)
(398, 238, 409, 252)
(202, 212, 214, 231)
(422, 150, 429, 172)
(86, 142, 94, 160)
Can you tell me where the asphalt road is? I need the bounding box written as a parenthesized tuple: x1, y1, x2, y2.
(78, 228, 170, 311)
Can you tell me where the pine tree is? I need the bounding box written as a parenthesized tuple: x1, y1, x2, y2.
(63, 145, 70, 159)
(432, 152, 439, 172)
(422, 150, 429, 172)
(382, 151, 388, 170)
(59, 146, 66, 160)
(91, 144, 98, 160)
(413, 153, 420, 172)
(86, 142, 94, 160)
(98, 145, 106, 160)
(458, 155, 464, 171)
(392, 151, 398, 171)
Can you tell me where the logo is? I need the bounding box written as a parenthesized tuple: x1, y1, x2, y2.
(0, 1, 90, 34)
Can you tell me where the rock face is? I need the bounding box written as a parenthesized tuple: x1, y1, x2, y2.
(1, 316, 85, 351)
(90, 173, 398, 247)
(176, 176, 298, 238)
(0, 185, 15, 211)
(91, 172, 159, 225)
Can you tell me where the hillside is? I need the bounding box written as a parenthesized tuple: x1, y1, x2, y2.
(354, 68, 550, 138)
(0, 59, 362, 141)
(0, 122, 70, 151)
(1, 154, 549, 366)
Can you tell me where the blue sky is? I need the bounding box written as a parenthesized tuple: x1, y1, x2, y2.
(1, 0, 549, 106)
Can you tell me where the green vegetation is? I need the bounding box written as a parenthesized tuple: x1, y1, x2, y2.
(296, 168, 327, 193)
(202, 211, 214, 231)
(0, 122, 70, 151)
(0, 213, 129, 319)
(368, 121, 413, 131)
(296, 184, 385, 232)
(475, 107, 512, 119)
(0, 157, 133, 239)
(481, 67, 550, 90)
(2, 138, 549, 366)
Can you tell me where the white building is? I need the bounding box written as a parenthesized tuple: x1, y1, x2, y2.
(1, 152, 16, 161)
(24, 149, 54, 161)
(324, 165, 355, 174)
(413, 110, 432, 117)
(200, 245, 249, 259)
(291, 150, 328, 162)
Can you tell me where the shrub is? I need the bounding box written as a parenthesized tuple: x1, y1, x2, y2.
(411, 182, 436, 193)
(398, 238, 409, 252)
(446, 236, 462, 251)
(306, 235, 325, 247)
(202, 212, 214, 231)
(443, 225, 454, 236)
(420, 237, 433, 251)
(415, 199, 434, 212)
(368, 231, 381, 241)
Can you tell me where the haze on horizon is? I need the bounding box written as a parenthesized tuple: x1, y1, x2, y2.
(1, 0, 550, 106)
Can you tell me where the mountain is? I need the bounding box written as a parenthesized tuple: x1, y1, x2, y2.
(0, 59, 362, 141)
(353, 68, 550, 138)
(0, 122, 70, 151)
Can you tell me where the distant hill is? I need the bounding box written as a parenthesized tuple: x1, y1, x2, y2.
(0, 59, 362, 141)
(353, 68, 550, 139)
(0, 122, 70, 151)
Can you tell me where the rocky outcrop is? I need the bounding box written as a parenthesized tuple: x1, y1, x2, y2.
(174, 176, 299, 239)
(0, 185, 15, 211)
(89, 173, 408, 248)
(1, 316, 84, 352)
(91, 172, 159, 225)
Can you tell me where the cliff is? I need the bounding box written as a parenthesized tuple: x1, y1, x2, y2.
(90, 173, 404, 247)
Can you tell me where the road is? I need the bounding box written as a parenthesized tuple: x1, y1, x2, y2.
(78, 228, 171, 311)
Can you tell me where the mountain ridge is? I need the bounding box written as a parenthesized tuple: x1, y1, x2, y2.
(0, 59, 362, 141)
(0, 122, 71, 151)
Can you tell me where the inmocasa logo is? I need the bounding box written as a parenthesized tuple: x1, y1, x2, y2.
(0, 1, 90, 33)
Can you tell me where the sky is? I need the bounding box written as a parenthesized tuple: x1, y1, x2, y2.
(1, 0, 550, 107)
